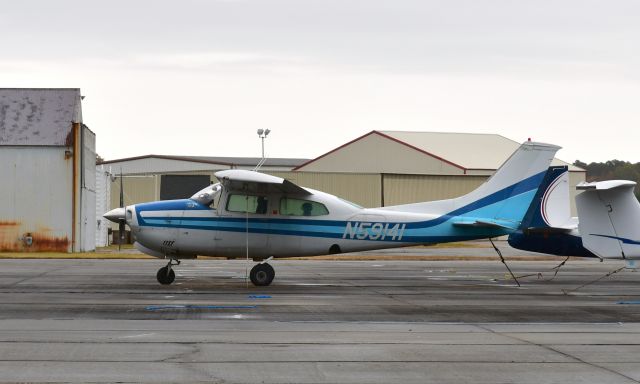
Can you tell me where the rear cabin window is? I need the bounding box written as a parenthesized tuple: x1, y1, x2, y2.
(226, 194, 269, 214)
(280, 198, 329, 216)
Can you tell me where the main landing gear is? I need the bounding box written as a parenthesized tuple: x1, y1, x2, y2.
(250, 262, 275, 286)
(157, 259, 180, 285)
(154, 259, 276, 286)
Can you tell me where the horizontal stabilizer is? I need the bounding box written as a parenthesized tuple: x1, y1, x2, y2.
(577, 180, 637, 191)
(523, 226, 573, 234)
(453, 218, 519, 230)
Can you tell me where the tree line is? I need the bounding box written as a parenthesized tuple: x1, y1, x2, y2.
(574, 160, 640, 199)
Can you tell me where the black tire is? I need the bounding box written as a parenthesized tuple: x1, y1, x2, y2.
(156, 266, 176, 285)
(250, 263, 275, 286)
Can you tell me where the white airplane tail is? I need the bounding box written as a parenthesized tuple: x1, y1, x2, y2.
(382, 141, 561, 229)
(576, 180, 640, 259)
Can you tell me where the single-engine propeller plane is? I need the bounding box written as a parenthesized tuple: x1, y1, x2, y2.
(104, 140, 560, 286)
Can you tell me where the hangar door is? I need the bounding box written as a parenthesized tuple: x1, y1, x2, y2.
(160, 175, 211, 200)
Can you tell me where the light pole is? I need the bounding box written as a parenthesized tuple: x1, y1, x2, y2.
(257, 129, 271, 159)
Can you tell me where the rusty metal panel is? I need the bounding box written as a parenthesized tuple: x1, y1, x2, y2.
(0, 147, 72, 252)
(0, 88, 82, 146)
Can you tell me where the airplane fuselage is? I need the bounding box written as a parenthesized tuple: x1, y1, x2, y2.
(127, 196, 512, 260)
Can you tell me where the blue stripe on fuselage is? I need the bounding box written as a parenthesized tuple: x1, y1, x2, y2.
(590, 234, 640, 245)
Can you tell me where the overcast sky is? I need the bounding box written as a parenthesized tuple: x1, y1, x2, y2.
(1, 0, 638, 163)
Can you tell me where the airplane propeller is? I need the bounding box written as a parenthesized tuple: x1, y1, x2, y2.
(102, 170, 127, 250)
(118, 170, 125, 251)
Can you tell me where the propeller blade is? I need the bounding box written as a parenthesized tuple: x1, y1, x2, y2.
(119, 169, 124, 251)
(119, 219, 126, 250)
(119, 169, 124, 208)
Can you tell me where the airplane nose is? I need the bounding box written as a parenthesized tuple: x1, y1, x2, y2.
(103, 207, 126, 223)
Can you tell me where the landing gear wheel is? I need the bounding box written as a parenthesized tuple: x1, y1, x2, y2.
(250, 263, 275, 286)
(157, 266, 176, 285)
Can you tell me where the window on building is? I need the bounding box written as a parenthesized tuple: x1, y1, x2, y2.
(161, 175, 211, 200)
(226, 194, 269, 214)
(280, 198, 329, 216)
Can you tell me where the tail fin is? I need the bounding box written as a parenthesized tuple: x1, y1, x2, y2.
(451, 141, 562, 228)
(576, 180, 640, 259)
(519, 165, 572, 230)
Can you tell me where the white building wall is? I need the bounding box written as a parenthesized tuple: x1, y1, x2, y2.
(0, 147, 73, 251)
(95, 165, 111, 247)
(80, 127, 96, 251)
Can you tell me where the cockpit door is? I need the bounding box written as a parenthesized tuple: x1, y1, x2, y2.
(215, 190, 270, 259)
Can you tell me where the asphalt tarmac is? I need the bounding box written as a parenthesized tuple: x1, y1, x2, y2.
(0, 243, 639, 383)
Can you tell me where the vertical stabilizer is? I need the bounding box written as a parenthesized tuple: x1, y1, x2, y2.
(519, 166, 571, 229)
(452, 141, 561, 220)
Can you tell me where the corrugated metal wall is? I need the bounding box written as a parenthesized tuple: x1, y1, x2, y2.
(268, 172, 382, 208)
(110, 175, 159, 210)
(0, 147, 73, 252)
(382, 174, 488, 206)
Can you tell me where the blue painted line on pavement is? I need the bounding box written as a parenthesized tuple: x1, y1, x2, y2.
(146, 305, 257, 311)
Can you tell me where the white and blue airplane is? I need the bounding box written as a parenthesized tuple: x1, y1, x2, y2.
(508, 164, 640, 261)
(104, 140, 560, 286)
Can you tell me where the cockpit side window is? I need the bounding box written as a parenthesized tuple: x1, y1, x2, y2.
(227, 194, 269, 214)
(280, 198, 329, 216)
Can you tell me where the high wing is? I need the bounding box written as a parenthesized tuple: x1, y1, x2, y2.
(215, 169, 311, 195)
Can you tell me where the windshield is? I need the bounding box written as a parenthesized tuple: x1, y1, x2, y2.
(190, 183, 222, 207)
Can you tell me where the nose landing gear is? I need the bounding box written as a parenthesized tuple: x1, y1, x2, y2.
(157, 259, 180, 285)
(250, 262, 275, 286)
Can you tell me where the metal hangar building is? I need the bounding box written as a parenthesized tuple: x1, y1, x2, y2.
(0, 88, 96, 252)
(292, 131, 585, 211)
